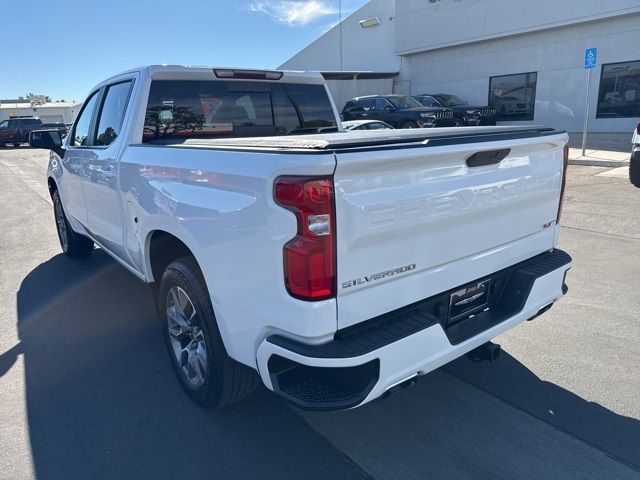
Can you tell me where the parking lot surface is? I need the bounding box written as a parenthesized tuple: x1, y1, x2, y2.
(1, 147, 639, 480)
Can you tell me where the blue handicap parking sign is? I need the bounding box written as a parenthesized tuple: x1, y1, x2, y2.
(584, 48, 598, 69)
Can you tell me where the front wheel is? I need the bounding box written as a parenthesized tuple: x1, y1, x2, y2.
(52, 190, 94, 256)
(13, 143, 21, 147)
(159, 257, 259, 408)
(400, 121, 418, 129)
(630, 155, 640, 188)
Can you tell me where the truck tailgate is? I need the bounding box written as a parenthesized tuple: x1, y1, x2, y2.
(334, 132, 567, 329)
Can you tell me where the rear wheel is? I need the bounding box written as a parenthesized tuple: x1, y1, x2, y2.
(52, 190, 94, 257)
(13, 143, 21, 147)
(159, 257, 259, 409)
(630, 155, 640, 188)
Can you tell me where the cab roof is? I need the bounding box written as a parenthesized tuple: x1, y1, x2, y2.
(102, 65, 325, 84)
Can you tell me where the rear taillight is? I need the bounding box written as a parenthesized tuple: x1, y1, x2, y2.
(557, 145, 569, 223)
(275, 176, 336, 301)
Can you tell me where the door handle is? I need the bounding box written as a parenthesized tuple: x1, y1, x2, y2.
(466, 149, 511, 168)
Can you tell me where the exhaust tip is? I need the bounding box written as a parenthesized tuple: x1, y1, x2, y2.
(383, 373, 419, 398)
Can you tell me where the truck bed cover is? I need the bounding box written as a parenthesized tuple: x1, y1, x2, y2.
(159, 126, 564, 152)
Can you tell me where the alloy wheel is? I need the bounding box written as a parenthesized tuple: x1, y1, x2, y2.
(54, 198, 69, 252)
(166, 286, 208, 388)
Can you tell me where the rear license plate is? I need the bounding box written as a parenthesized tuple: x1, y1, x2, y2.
(449, 280, 490, 322)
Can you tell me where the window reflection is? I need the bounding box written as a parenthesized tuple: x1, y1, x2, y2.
(597, 60, 640, 118)
(489, 72, 537, 121)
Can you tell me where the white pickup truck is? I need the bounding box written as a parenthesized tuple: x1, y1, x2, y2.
(30, 65, 572, 410)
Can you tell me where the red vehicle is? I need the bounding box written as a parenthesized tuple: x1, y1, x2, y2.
(0, 117, 67, 147)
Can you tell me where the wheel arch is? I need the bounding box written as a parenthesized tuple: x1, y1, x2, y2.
(146, 229, 200, 284)
(144, 228, 241, 364)
(47, 177, 58, 196)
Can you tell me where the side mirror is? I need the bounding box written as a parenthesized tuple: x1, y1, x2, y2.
(29, 130, 63, 155)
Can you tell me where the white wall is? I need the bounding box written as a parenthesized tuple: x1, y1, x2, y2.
(279, 0, 398, 72)
(0, 104, 80, 123)
(396, 0, 640, 54)
(406, 14, 640, 132)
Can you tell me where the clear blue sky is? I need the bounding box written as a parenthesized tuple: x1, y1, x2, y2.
(1, 0, 368, 102)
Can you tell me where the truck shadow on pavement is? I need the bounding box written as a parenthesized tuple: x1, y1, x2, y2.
(10, 251, 640, 479)
(12, 251, 368, 480)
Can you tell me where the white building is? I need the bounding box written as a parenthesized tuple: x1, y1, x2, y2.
(0, 98, 81, 124)
(280, 0, 640, 133)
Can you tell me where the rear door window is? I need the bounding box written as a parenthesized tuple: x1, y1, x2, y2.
(359, 99, 377, 111)
(94, 80, 133, 146)
(375, 99, 391, 110)
(143, 80, 338, 142)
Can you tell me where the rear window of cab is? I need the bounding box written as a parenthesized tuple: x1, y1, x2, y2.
(142, 80, 338, 143)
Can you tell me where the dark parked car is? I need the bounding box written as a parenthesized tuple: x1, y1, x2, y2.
(0, 117, 68, 147)
(341, 95, 456, 129)
(411, 94, 497, 126)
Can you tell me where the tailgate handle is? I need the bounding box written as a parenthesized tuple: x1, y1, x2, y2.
(466, 148, 511, 168)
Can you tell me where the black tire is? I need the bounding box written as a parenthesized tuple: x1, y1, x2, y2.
(13, 143, 22, 147)
(52, 189, 94, 257)
(400, 121, 417, 129)
(159, 257, 259, 409)
(630, 155, 640, 188)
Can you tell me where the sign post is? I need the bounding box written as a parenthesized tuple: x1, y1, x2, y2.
(582, 48, 598, 157)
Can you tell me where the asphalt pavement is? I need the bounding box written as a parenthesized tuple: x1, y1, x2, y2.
(0, 147, 638, 480)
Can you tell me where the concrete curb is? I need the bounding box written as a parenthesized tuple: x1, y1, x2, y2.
(568, 159, 630, 168)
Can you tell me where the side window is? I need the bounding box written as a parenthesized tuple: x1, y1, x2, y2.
(72, 92, 100, 147)
(420, 96, 439, 107)
(359, 99, 376, 111)
(95, 81, 133, 146)
(375, 98, 391, 110)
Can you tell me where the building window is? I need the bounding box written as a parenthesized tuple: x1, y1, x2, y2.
(596, 60, 640, 119)
(488, 72, 537, 121)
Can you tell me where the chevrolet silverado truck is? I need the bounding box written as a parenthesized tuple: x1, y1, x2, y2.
(30, 65, 572, 411)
